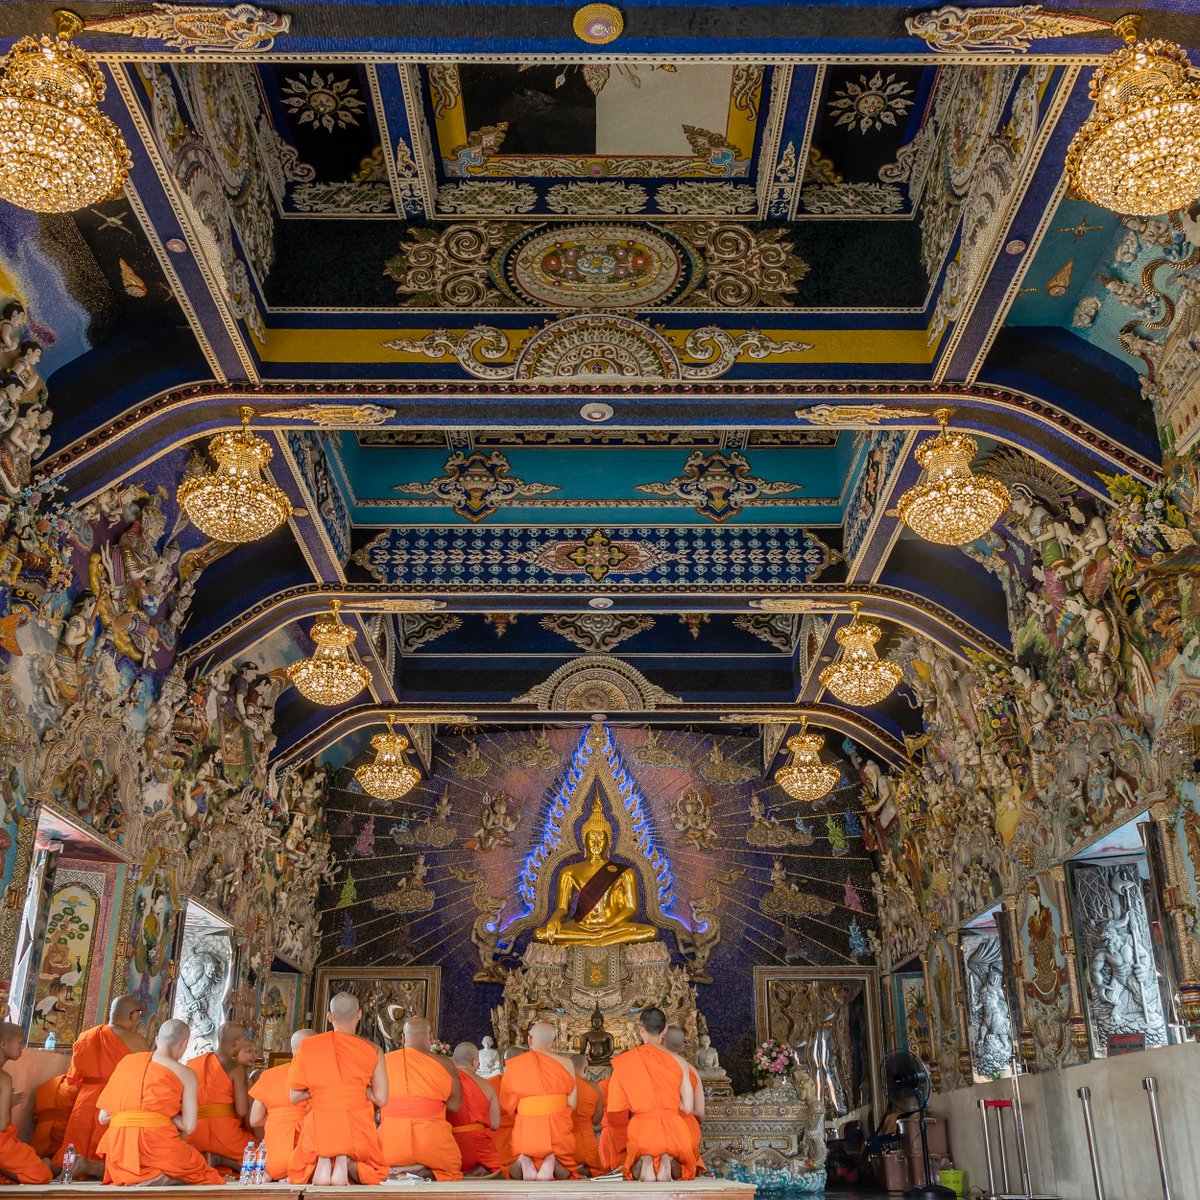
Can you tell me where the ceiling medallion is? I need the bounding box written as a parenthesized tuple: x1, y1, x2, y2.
(355, 718, 421, 801)
(895, 408, 1010, 546)
(285, 599, 371, 706)
(1065, 14, 1200, 216)
(774, 719, 841, 802)
(0, 12, 131, 213)
(574, 3, 623, 44)
(818, 602, 902, 707)
(580, 401, 614, 423)
(178, 406, 292, 543)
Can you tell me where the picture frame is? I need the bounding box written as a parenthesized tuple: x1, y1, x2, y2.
(311, 965, 441, 1050)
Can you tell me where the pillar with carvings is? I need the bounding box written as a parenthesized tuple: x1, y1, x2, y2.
(1146, 798, 1200, 1035)
(948, 929, 974, 1078)
(1047, 865, 1090, 1056)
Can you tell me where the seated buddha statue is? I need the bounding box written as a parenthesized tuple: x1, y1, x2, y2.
(534, 797, 658, 947)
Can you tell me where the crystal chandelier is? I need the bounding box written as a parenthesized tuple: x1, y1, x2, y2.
(178, 406, 292, 543)
(819, 602, 903, 707)
(774, 719, 841, 802)
(895, 408, 1010, 546)
(1065, 15, 1200, 216)
(355, 718, 421, 801)
(286, 600, 370, 706)
(0, 13, 132, 212)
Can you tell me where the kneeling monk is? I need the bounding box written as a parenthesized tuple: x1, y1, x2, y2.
(379, 1016, 462, 1180)
(499, 1021, 576, 1181)
(31, 1073, 78, 1160)
(570, 1054, 604, 1176)
(288, 992, 388, 1186)
(596, 1075, 628, 1173)
(0, 1022, 50, 1183)
(665, 1025, 705, 1172)
(187, 1022, 253, 1170)
(450, 1043, 501, 1176)
(96, 1019, 224, 1186)
(55, 994, 149, 1178)
(248, 1029, 314, 1181)
(607, 1007, 695, 1182)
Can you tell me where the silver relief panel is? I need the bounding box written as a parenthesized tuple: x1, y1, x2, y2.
(171, 904, 234, 1060)
(962, 932, 1013, 1078)
(1072, 861, 1168, 1054)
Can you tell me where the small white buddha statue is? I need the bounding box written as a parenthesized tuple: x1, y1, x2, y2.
(477, 1034, 502, 1077)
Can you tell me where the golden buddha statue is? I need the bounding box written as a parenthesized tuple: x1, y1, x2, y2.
(534, 797, 658, 947)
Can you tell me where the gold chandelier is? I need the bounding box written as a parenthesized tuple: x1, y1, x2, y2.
(819, 602, 903, 707)
(355, 718, 421, 801)
(178, 406, 292, 543)
(774, 718, 841, 802)
(0, 14, 131, 213)
(895, 409, 1010, 546)
(285, 600, 370, 706)
(1065, 15, 1200, 217)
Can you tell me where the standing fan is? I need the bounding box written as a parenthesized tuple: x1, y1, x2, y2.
(879, 1049, 955, 1199)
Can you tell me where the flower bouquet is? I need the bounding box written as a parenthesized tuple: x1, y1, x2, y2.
(430, 1038, 452, 1057)
(752, 1037, 793, 1086)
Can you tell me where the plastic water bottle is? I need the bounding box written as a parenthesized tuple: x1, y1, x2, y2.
(253, 1143, 267, 1184)
(45, 1031, 56, 1051)
(60, 1143, 76, 1184)
(238, 1142, 255, 1186)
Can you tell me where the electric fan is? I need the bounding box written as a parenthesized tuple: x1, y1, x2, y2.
(879, 1048, 955, 1199)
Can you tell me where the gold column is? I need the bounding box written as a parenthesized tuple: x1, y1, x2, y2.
(1148, 799, 1200, 1035)
(997, 896, 1034, 1068)
(1046, 865, 1090, 1055)
(948, 929, 974, 1079)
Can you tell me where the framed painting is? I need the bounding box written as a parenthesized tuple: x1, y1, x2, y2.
(311, 966, 441, 1051)
(753, 965, 882, 1121)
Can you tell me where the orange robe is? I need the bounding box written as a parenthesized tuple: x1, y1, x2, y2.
(31, 1073, 78, 1159)
(491, 1069, 513, 1166)
(573, 1075, 603, 1175)
(96, 1052, 224, 1186)
(186, 1053, 249, 1163)
(0, 1123, 51, 1184)
(684, 1066, 704, 1171)
(607, 1045, 696, 1180)
(287, 1031, 386, 1186)
(597, 1077, 628, 1172)
(448, 1071, 499, 1172)
(499, 1050, 577, 1176)
(55, 1024, 133, 1166)
(378, 1049, 462, 1180)
(249, 1063, 308, 1182)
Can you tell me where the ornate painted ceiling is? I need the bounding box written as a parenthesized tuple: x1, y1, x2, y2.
(2, 0, 1193, 775)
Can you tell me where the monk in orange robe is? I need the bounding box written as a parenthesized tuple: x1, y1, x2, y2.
(248, 1029, 314, 1181)
(0, 1022, 51, 1183)
(666, 1025, 705, 1171)
(187, 1022, 253, 1170)
(499, 1021, 577, 1181)
(31, 1073, 78, 1159)
(607, 1007, 695, 1182)
(449, 1043, 500, 1176)
(55, 994, 149, 1178)
(491, 1048, 522, 1167)
(378, 1016, 462, 1180)
(288, 991, 389, 1186)
(96, 1018, 224, 1186)
(596, 1076, 628, 1172)
(570, 1054, 604, 1176)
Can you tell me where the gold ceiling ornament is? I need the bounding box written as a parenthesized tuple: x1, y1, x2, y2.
(895, 408, 1010, 546)
(573, 3, 623, 44)
(1065, 13, 1200, 217)
(819, 601, 903, 707)
(178, 406, 292, 543)
(774, 718, 841, 802)
(0, 11, 131, 213)
(285, 599, 371, 706)
(355, 718, 421, 801)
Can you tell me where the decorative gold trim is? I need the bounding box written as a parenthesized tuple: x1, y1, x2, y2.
(573, 6, 624, 46)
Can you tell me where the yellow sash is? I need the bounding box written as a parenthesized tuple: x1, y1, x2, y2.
(196, 1103, 237, 1119)
(517, 1094, 567, 1116)
(110, 1110, 175, 1129)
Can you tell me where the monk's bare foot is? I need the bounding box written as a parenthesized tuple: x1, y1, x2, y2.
(552, 1161, 572, 1181)
(313, 1156, 333, 1186)
(133, 1174, 172, 1187)
(515, 1154, 537, 1181)
(656, 1155, 676, 1182)
(465, 1166, 493, 1178)
(536, 1154, 557, 1182)
(332, 1155, 350, 1186)
(636, 1156, 655, 1183)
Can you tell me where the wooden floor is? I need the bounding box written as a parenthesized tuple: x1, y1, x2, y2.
(0, 1181, 757, 1198)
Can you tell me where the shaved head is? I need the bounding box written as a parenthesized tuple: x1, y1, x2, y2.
(157, 1019, 189, 1053)
(639, 1007, 666, 1036)
(217, 1022, 245, 1054)
(503, 1047, 526, 1062)
(109, 994, 145, 1029)
(0, 1022, 24, 1044)
(665, 1026, 686, 1053)
(403, 1015, 431, 1050)
(328, 991, 361, 1029)
(528, 1021, 556, 1051)
(571, 1053, 587, 1073)
(453, 1042, 479, 1068)
(291, 1028, 316, 1054)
